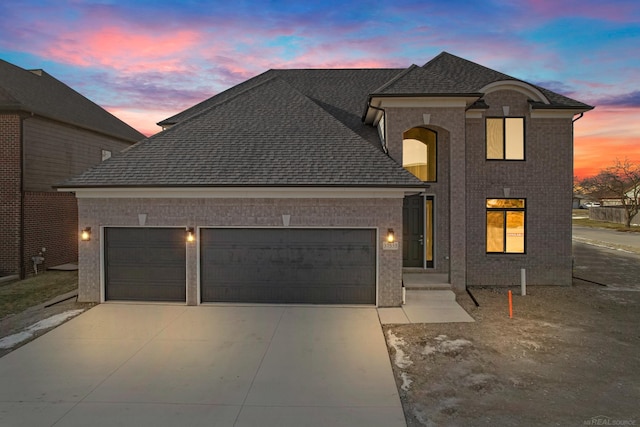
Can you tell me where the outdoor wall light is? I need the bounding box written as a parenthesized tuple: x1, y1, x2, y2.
(80, 227, 91, 241)
(186, 227, 195, 243)
(387, 228, 395, 243)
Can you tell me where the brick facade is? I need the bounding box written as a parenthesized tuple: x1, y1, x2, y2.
(0, 114, 22, 276)
(376, 89, 574, 288)
(464, 90, 574, 286)
(77, 197, 404, 306)
(385, 106, 467, 288)
(1, 113, 131, 277)
(23, 192, 78, 274)
(74, 87, 579, 302)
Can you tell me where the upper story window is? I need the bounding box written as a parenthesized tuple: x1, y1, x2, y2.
(403, 127, 436, 181)
(486, 198, 525, 253)
(486, 117, 524, 160)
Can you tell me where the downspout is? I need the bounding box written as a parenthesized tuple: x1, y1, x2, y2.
(367, 102, 388, 154)
(572, 112, 584, 123)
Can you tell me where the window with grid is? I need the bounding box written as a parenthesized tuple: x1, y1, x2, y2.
(486, 198, 525, 253)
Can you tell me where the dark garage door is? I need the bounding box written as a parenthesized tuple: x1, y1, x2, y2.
(105, 228, 186, 302)
(201, 228, 376, 304)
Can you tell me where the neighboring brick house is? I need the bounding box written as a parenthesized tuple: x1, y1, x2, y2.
(0, 59, 144, 278)
(59, 52, 593, 307)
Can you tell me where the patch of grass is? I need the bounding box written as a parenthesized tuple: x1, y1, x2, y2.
(572, 217, 640, 232)
(0, 271, 78, 319)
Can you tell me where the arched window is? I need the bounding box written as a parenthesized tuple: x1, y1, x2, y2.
(403, 127, 436, 181)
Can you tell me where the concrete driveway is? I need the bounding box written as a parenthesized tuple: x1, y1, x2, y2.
(0, 304, 405, 426)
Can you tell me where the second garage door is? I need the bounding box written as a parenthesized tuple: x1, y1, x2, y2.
(200, 228, 376, 304)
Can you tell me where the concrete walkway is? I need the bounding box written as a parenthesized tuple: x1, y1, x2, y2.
(378, 290, 475, 324)
(0, 304, 405, 427)
(377, 272, 475, 324)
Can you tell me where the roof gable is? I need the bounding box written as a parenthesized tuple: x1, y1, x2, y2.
(422, 52, 593, 109)
(0, 59, 144, 142)
(372, 64, 475, 95)
(61, 76, 423, 188)
(422, 52, 515, 92)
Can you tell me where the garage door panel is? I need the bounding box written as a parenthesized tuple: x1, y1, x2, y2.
(201, 228, 376, 304)
(203, 284, 375, 305)
(106, 283, 185, 302)
(105, 228, 186, 302)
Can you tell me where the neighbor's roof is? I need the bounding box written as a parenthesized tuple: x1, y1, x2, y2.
(60, 51, 593, 189)
(0, 59, 144, 142)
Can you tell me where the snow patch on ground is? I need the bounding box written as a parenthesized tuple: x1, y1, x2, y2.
(387, 330, 413, 369)
(422, 344, 437, 355)
(400, 372, 413, 391)
(439, 338, 472, 352)
(0, 309, 85, 349)
(422, 335, 472, 355)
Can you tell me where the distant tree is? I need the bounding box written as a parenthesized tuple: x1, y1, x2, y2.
(581, 159, 640, 227)
(573, 175, 583, 195)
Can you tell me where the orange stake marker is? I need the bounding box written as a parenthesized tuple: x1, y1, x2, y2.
(508, 290, 513, 318)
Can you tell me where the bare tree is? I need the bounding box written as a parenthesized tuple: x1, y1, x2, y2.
(581, 159, 640, 227)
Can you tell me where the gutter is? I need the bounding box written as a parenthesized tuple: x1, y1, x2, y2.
(55, 183, 429, 190)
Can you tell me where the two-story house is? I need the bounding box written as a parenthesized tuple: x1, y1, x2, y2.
(0, 59, 144, 279)
(58, 52, 593, 307)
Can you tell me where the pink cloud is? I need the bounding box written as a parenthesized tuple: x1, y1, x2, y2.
(43, 27, 202, 73)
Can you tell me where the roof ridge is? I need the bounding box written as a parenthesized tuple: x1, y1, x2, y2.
(151, 73, 285, 140)
(423, 51, 515, 80)
(158, 69, 277, 126)
(370, 65, 419, 94)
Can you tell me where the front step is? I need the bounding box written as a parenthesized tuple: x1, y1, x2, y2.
(402, 272, 451, 290)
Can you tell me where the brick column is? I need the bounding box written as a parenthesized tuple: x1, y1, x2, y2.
(0, 114, 22, 276)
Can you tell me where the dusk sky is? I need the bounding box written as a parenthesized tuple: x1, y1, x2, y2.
(1, 0, 638, 178)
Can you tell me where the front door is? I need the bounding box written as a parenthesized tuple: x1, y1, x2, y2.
(403, 195, 435, 268)
(403, 195, 424, 267)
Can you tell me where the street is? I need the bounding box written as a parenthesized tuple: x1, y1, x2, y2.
(573, 225, 640, 253)
(573, 225, 640, 290)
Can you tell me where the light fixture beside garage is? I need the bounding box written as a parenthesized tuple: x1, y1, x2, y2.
(80, 227, 91, 241)
(186, 227, 195, 243)
(386, 228, 395, 243)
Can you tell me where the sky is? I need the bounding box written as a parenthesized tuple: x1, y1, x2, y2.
(1, 0, 638, 178)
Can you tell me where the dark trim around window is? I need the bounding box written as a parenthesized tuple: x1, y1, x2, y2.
(486, 198, 526, 254)
(485, 117, 526, 161)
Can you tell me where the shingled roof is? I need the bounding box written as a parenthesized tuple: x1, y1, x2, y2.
(61, 51, 593, 189)
(421, 52, 593, 109)
(371, 64, 479, 96)
(61, 76, 424, 188)
(0, 59, 144, 142)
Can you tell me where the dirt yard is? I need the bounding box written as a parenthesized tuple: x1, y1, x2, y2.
(385, 282, 640, 426)
(0, 271, 93, 358)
